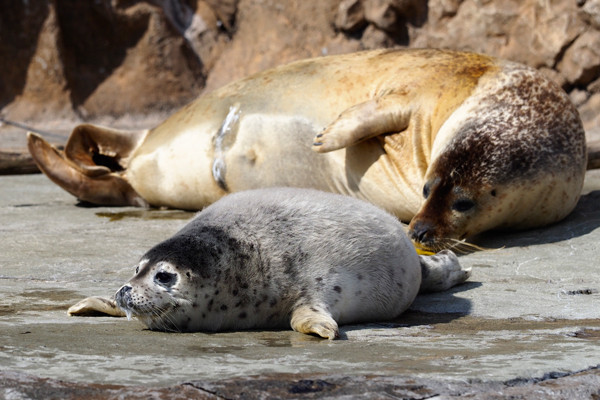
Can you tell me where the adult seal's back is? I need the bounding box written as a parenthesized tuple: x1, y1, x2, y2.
(28, 49, 590, 249)
(68, 188, 471, 338)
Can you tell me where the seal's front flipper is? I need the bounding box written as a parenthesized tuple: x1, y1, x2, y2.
(67, 296, 126, 317)
(312, 95, 412, 153)
(27, 132, 147, 206)
(418, 250, 471, 293)
(290, 304, 339, 339)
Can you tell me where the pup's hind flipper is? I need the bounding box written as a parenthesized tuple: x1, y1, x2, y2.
(419, 250, 471, 293)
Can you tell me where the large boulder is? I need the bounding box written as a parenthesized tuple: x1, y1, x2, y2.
(0, 0, 598, 135)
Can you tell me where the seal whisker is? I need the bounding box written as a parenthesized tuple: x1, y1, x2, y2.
(147, 304, 181, 332)
(441, 238, 499, 254)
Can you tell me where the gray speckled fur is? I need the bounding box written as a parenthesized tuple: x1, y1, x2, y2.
(115, 188, 469, 338)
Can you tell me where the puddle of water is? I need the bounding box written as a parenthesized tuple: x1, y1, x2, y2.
(95, 209, 194, 222)
(398, 311, 600, 335)
(20, 289, 80, 301)
(0, 288, 83, 316)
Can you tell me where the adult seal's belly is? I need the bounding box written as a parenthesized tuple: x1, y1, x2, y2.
(27, 48, 588, 249)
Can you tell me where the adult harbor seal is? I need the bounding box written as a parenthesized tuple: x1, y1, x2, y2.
(68, 188, 471, 339)
(28, 48, 589, 250)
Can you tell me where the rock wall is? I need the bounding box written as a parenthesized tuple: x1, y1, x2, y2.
(0, 0, 598, 134)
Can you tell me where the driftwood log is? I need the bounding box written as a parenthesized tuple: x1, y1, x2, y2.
(588, 140, 600, 170)
(0, 150, 39, 175)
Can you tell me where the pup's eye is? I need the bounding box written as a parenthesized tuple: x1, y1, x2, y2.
(155, 271, 177, 286)
(452, 199, 475, 212)
(135, 266, 139, 274)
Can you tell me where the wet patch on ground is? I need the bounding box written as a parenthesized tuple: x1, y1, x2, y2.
(95, 209, 194, 222)
(1, 289, 83, 316)
(396, 311, 600, 335)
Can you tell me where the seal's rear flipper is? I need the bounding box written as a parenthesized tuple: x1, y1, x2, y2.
(27, 129, 148, 207)
(67, 296, 126, 317)
(418, 250, 471, 293)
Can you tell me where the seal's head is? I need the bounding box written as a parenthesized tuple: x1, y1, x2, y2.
(115, 250, 195, 332)
(114, 231, 225, 332)
(408, 66, 587, 250)
(114, 223, 279, 333)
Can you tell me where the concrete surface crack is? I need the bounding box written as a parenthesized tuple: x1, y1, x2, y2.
(181, 382, 232, 400)
(505, 364, 600, 387)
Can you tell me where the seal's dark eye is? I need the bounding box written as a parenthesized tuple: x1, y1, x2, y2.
(155, 271, 177, 286)
(135, 266, 139, 274)
(452, 199, 475, 212)
(423, 183, 431, 199)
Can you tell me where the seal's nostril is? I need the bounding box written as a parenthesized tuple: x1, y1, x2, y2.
(410, 221, 433, 244)
(115, 285, 132, 307)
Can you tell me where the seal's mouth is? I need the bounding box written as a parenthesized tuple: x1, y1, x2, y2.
(117, 302, 180, 331)
(413, 242, 436, 256)
(115, 284, 177, 324)
(412, 237, 488, 255)
(139, 312, 182, 332)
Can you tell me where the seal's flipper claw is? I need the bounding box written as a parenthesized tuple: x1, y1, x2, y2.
(27, 132, 147, 207)
(418, 249, 471, 293)
(67, 296, 126, 317)
(290, 305, 339, 339)
(312, 95, 412, 153)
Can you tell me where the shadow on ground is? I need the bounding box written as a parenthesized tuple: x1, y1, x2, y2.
(472, 190, 600, 249)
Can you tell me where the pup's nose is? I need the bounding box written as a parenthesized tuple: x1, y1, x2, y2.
(115, 285, 132, 308)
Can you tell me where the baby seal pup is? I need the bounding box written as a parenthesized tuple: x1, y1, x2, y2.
(69, 188, 470, 339)
(28, 48, 590, 249)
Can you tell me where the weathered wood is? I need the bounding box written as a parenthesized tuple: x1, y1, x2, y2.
(588, 139, 600, 170)
(0, 150, 39, 175)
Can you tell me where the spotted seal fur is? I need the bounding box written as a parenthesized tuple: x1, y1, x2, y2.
(68, 188, 470, 338)
(28, 48, 589, 250)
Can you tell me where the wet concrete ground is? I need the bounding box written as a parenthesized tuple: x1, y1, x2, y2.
(1, 171, 600, 398)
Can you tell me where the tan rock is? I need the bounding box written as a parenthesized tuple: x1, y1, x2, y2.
(578, 92, 600, 133)
(0, 0, 599, 139)
(364, 0, 398, 32)
(580, 0, 600, 29)
(335, 0, 366, 32)
(203, 0, 340, 93)
(1, 3, 74, 121)
(558, 30, 600, 86)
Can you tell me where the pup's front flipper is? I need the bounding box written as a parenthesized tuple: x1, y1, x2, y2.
(290, 304, 339, 339)
(312, 94, 412, 153)
(67, 296, 126, 317)
(419, 250, 471, 293)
